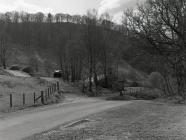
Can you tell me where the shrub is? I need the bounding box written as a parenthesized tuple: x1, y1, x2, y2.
(112, 81, 123, 91)
(10, 65, 22, 70)
(138, 80, 152, 88)
(127, 70, 139, 81)
(35, 77, 47, 85)
(22, 67, 34, 76)
(148, 72, 164, 89)
(131, 81, 139, 87)
(130, 89, 162, 100)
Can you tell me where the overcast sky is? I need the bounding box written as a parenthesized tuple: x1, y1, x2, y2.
(0, 0, 144, 23)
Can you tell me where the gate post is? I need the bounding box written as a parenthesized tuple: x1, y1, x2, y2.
(41, 91, 45, 104)
(10, 94, 13, 108)
(23, 93, 25, 106)
(57, 82, 60, 91)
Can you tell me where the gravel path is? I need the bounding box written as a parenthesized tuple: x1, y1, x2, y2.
(26, 100, 186, 140)
(0, 99, 131, 140)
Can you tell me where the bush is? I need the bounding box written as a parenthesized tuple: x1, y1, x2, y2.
(131, 81, 139, 87)
(127, 70, 139, 81)
(10, 65, 22, 70)
(130, 89, 162, 100)
(98, 75, 116, 89)
(35, 77, 47, 85)
(148, 72, 164, 89)
(112, 81, 123, 91)
(22, 67, 34, 76)
(138, 80, 152, 88)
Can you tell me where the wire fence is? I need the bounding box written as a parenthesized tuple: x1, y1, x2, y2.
(0, 81, 60, 112)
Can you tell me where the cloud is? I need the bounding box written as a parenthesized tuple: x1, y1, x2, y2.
(113, 11, 123, 24)
(0, 0, 53, 13)
(98, 0, 121, 15)
(98, 0, 145, 23)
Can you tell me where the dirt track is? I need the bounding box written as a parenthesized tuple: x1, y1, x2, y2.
(26, 100, 186, 140)
(0, 98, 131, 140)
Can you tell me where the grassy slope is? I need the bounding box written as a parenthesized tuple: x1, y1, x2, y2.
(4, 22, 147, 78)
(0, 75, 48, 97)
(117, 60, 148, 86)
(25, 101, 186, 140)
(6, 42, 147, 82)
(0, 71, 59, 112)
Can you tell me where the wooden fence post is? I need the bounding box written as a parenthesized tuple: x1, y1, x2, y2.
(50, 86, 52, 95)
(34, 92, 36, 104)
(10, 94, 12, 108)
(45, 92, 48, 102)
(54, 84, 56, 92)
(41, 91, 45, 104)
(47, 89, 50, 98)
(23, 93, 25, 106)
(52, 84, 53, 93)
(57, 82, 59, 91)
(48, 88, 50, 95)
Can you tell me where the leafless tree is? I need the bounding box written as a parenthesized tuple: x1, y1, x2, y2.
(84, 9, 99, 92)
(125, 0, 186, 98)
(0, 33, 8, 69)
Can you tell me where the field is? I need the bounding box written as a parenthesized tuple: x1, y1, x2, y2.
(0, 74, 58, 113)
(25, 100, 186, 140)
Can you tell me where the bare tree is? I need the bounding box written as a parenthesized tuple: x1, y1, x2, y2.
(125, 0, 186, 98)
(99, 13, 113, 87)
(34, 12, 45, 23)
(47, 13, 54, 23)
(12, 11, 19, 23)
(0, 33, 8, 69)
(55, 14, 61, 23)
(84, 9, 99, 92)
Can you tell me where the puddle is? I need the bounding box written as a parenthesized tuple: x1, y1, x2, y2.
(60, 119, 94, 130)
(42, 130, 61, 136)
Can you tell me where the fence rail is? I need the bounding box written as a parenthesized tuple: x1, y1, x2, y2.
(9, 81, 60, 108)
(120, 87, 147, 95)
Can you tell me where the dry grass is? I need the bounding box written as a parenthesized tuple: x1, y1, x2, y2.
(25, 101, 186, 140)
(0, 75, 49, 97)
(0, 75, 58, 112)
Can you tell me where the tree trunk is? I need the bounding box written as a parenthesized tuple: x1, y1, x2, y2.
(89, 52, 93, 92)
(163, 75, 174, 96)
(0, 36, 7, 69)
(104, 53, 108, 87)
(175, 60, 186, 100)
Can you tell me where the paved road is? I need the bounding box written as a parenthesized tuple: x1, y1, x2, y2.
(0, 99, 131, 140)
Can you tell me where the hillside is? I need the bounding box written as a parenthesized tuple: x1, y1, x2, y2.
(0, 20, 136, 77)
(5, 42, 147, 84)
(0, 12, 151, 90)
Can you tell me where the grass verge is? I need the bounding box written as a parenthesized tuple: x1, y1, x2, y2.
(25, 100, 186, 140)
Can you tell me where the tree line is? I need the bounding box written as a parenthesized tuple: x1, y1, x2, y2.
(0, 10, 122, 94)
(2, 0, 185, 99)
(0, 11, 116, 26)
(124, 0, 186, 99)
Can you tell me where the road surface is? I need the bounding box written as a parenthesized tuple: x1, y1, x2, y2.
(0, 99, 131, 140)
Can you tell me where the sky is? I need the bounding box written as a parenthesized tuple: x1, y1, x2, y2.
(0, 0, 144, 23)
